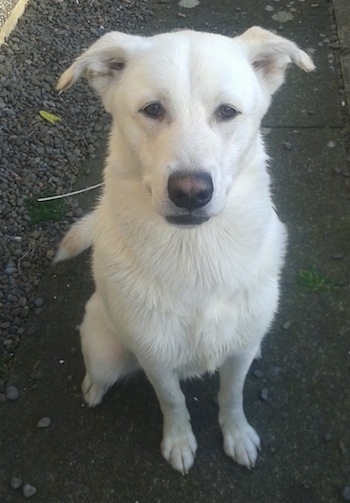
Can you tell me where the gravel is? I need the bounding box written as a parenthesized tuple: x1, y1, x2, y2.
(252, 368, 264, 379)
(0, 0, 18, 29)
(6, 384, 19, 400)
(36, 416, 51, 428)
(10, 475, 22, 490)
(342, 487, 350, 502)
(323, 432, 333, 443)
(260, 387, 270, 401)
(0, 0, 154, 393)
(22, 483, 37, 498)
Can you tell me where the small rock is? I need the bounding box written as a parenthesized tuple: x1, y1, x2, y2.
(339, 440, 347, 456)
(30, 230, 41, 239)
(73, 207, 84, 218)
(27, 325, 39, 337)
(270, 366, 280, 377)
(10, 475, 22, 490)
(178, 0, 200, 7)
(332, 252, 344, 260)
(34, 297, 44, 308)
(334, 167, 342, 175)
(20, 306, 30, 319)
(253, 369, 264, 379)
(342, 487, 350, 501)
(323, 432, 333, 442)
(260, 388, 269, 401)
(6, 385, 19, 401)
(23, 484, 37, 498)
(283, 141, 293, 150)
(282, 320, 291, 330)
(19, 297, 27, 307)
(272, 10, 294, 22)
(37, 416, 51, 428)
(46, 249, 55, 260)
(5, 266, 17, 275)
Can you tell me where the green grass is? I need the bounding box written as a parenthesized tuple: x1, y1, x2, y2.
(297, 269, 336, 293)
(26, 194, 68, 224)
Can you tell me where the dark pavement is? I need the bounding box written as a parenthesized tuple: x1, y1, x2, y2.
(1, 1, 350, 502)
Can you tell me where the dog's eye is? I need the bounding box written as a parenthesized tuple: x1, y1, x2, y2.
(216, 105, 239, 121)
(141, 102, 164, 120)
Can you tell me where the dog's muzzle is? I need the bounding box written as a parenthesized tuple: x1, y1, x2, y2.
(166, 214, 210, 226)
(166, 171, 213, 226)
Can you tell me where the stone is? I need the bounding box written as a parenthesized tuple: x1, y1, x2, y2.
(37, 416, 51, 428)
(260, 388, 270, 401)
(23, 484, 37, 498)
(6, 385, 19, 401)
(332, 252, 344, 260)
(10, 476, 22, 490)
(342, 487, 350, 501)
(323, 432, 333, 442)
(34, 297, 44, 307)
(253, 369, 264, 379)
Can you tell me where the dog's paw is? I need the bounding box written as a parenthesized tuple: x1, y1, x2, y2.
(161, 429, 197, 475)
(81, 373, 105, 407)
(220, 415, 261, 469)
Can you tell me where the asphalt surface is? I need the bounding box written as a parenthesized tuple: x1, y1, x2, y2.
(1, 1, 350, 502)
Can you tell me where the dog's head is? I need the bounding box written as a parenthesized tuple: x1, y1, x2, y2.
(58, 27, 314, 226)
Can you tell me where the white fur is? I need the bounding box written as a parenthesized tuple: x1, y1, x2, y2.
(56, 27, 314, 474)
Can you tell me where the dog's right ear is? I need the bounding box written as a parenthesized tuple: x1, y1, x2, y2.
(57, 32, 142, 97)
(237, 26, 315, 97)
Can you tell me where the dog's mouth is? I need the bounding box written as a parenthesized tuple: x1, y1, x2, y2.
(166, 214, 210, 226)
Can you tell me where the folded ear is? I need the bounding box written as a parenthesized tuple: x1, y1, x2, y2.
(57, 31, 142, 97)
(237, 26, 315, 96)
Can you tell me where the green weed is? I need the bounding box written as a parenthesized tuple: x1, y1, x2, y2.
(26, 195, 68, 224)
(297, 269, 336, 293)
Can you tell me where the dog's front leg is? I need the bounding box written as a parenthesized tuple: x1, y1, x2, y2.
(218, 346, 261, 469)
(145, 367, 197, 474)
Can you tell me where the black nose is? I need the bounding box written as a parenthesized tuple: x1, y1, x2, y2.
(167, 171, 213, 211)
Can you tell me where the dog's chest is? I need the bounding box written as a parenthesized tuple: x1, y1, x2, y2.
(103, 251, 252, 374)
(180, 296, 243, 374)
(133, 284, 254, 376)
(97, 219, 273, 374)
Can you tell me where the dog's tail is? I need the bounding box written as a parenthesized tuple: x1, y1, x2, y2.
(53, 212, 94, 263)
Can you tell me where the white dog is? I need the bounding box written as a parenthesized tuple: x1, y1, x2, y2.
(55, 27, 314, 474)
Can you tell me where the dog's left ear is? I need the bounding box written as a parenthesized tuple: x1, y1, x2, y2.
(237, 26, 315, 96)
(57, 32, 142, 98)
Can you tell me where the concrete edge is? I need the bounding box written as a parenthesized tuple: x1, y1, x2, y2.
(333, 0, 350, 117)
(0, 0, 30, 46)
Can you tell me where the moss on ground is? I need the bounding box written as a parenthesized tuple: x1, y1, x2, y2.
(297, 269, 337, 293)
(26, 195, 68, 224)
